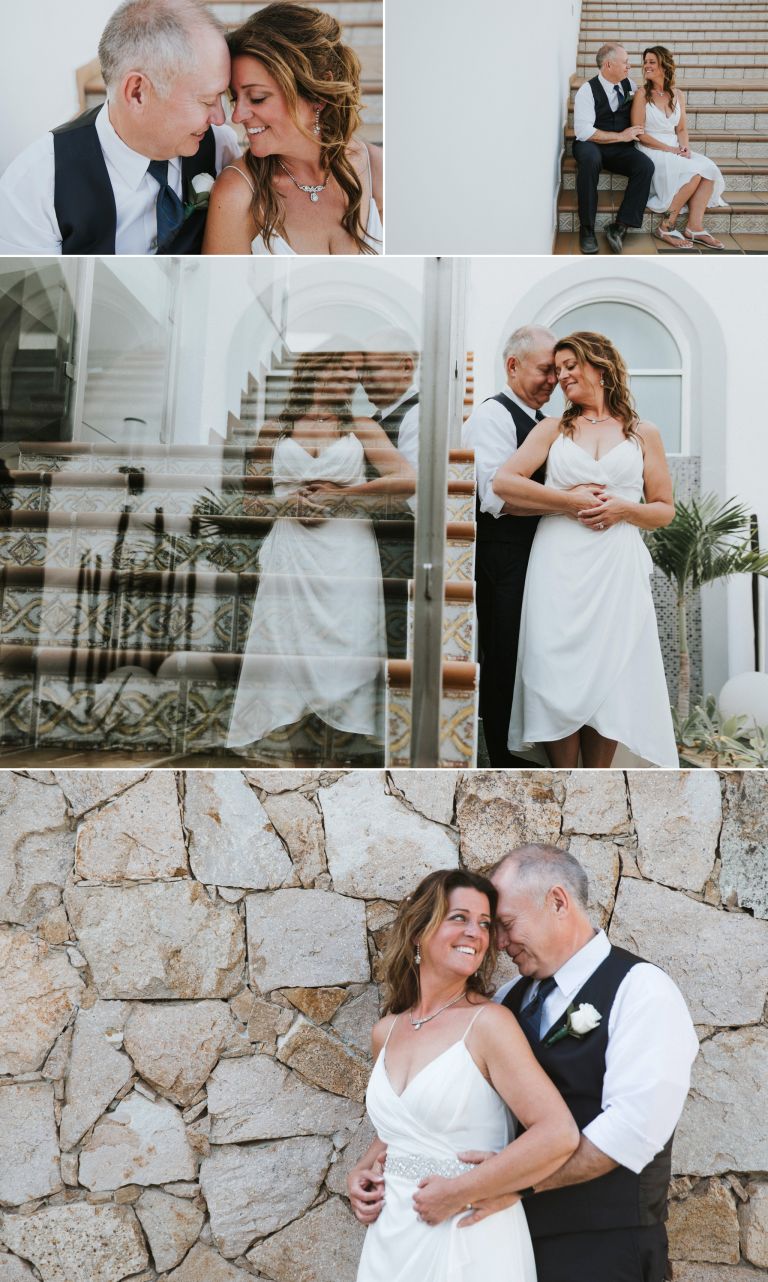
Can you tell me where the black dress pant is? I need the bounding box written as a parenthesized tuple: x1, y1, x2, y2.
(475, 540, 529, 767)
(572, 141, 654, 231)
(533, 1224, 669, 1282)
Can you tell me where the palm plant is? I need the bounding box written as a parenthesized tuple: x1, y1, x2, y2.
(646, 494, 768, 717)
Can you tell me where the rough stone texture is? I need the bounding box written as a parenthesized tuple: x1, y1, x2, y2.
(246, 889, 368, 992)
(53, 770, 148, 818)
(65, 881, 245, 999)
(455, 770, 563, 869)
(564, 836, 620, 928)
(325, 1116, 378, 1197)
(164, 1243, 251, 1281)
(123, 1001, 236, 1106)
(720, 774, 768, 919)
(245, 997, 293, 1049)
(262, 791, 326, 886)
(388, 770, 457, 824)
(0, 928, 84, 1074)
(282, 986, 347, 1024)
(0, 1203, 148, 1282)
(79, 1092, 196, 1190)
(0, 775, 74, 926)
(184, 772, 292, 889)
(668, 1180, 741, 1263)
(208, 1054, 362, 1143)
(244, 770, 320, 794)
(246, 1196, 367, 1282)
(331, 985, 381, 1058)
(629, 772, 721, 893)
(674, 1028, 768, 1175)
(0, 1084, 61, 1205)
(200, 1137, 333, 1257)
(276, 1017, 369, 1102)
(75, 773, 187, 882)
(673, 1267, 766, 1282)
(135, 1188, 205, 1272)
(609, 879, 768, 1026)
(562, 771, 629, 835)
(0, 1256, 37, 1280)
(320, 773, 459, 898)
(739, 1183, 768, 1269)
(60, 1002, 132, 1150)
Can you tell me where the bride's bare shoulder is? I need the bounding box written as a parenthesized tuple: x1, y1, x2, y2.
(371, 1013, 398, 1056)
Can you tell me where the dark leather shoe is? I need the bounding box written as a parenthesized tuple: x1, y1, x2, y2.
(579, 227, 599, 254)
(605, 221, 627, 253)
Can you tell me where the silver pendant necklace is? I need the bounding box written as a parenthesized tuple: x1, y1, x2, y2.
(580, 412, 612, 425)
(277, 158, 327, 203)
(410, 989, 467, 1030)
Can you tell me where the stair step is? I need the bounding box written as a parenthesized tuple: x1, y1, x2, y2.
(567, 104, 768, 130)
(564, 127, 768, 157)
(561, 155, 768, 192)
(570, 75, 768, 105)
(575, 64, 768, 80)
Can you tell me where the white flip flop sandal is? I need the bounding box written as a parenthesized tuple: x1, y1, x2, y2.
(684, 229, 725, 251)
(654, 224, 695, 249)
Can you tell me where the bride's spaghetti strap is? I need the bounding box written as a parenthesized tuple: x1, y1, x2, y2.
(221, 164, 256, 193)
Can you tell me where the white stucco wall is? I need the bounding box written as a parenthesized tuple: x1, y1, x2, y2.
(0, 0, 117, 173)
(384, 0, 582, 254)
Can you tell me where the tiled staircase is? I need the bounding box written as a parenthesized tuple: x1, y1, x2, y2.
(78, 0, 382, 145)
(0, 350, 477, 766)
(555, 0, 768, 253)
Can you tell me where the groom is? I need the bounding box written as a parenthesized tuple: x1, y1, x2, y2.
(0, 0, 239, 255)
(447, 845, 698, 1282)
(572, 43, 654, 254)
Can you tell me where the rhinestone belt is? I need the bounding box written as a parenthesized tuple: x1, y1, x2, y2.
(385, 1152, 475, 1181)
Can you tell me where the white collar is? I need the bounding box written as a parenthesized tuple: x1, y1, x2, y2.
(598, 72, 629, 99)
(551, 929, 611, 1001)
(503, 384, 541, 421)
(376, 383, 420, 420)
(96, 102, 183, 191)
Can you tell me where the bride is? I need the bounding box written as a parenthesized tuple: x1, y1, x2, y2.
(631, 46, 727, 250)
(351, 869, 578, 1282)
(494, 331, 679, 769)
(203, 2, 382, 254)
(227, 350, 412, 763)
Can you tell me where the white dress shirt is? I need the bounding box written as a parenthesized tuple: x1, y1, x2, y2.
(0, 104, 240, 254)
(495, 930, 699, 1174)
(573, 75, 639, 143)
(461, 385, 539, 519)
(377, 384, 420, 470)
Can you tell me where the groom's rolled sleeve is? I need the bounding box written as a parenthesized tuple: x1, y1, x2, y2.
(461, 401, 518, 518)
(573, 82, 598, 143)
(0, 134, 62, 254)
(582, 964, 698, 1173)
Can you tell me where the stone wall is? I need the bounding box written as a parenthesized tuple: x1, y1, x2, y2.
(0, 768, 766, 1282)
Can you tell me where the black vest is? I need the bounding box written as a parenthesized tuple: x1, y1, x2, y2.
(589, 76, 633, 135)
(475, 393, 546, 549)
(51, 107, 217, 254)
(504, 946, 674, 1236)
(379, 391, 420, 449)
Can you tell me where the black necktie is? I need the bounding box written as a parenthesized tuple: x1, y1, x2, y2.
(147, 159, 185, 252)
(535, 409, 545, 422)
(520, 976, 558, 1039)
(371, 409, 383, 423)
(615, 83, 626, 108)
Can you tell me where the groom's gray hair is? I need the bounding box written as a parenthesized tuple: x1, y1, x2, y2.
(596, 43, 625, 70)
(491, 845, 590, 911)
(502, 324, 557, 366)
(99, 0, 223, 98)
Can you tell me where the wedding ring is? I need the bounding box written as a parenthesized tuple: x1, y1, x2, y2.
(597, 522, 604, 529)
(465, 1203, 474, 1211)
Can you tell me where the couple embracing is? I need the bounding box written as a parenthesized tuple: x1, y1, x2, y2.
(575, 42, 726, 253)
(0, 0, 381, 257)
(464, 325, 679, 770)
(350, 848, 698, 1282)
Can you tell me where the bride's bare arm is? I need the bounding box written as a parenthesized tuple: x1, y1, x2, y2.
(412, 1004, 579, 1225)
(492, 420, 606, 516)
(576, 424, 674, 532)
(306, 421, 415, 498)
(347, 1017, 393, 1223)
(202, 164, 258, 254)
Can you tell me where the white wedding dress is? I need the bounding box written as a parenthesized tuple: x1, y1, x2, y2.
(637, 100, 726, 211)
(357, 1012, 537, 1282)
(507, 433, 678, 767)
(227, 432, 386, 746)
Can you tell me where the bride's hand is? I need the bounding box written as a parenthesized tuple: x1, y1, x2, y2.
(564, 484, 607, 518)
(577, 494, 628, 530)
(348, 1165, 385, 1223)
(413, 1175, 467, 1226)
(457, 1192, 521, 1228)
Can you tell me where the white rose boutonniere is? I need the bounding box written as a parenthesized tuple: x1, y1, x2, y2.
(185, 172, 216, 217)
(545, 1001, 602, 1047)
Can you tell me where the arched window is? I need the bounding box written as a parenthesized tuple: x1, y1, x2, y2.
(549, 301, 685, 454)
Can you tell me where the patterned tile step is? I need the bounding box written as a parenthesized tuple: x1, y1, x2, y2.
(564, 128, 768, 157)
(561, 157, 768, 192)
(386, 660, 478, 768)
(553, 229, 768, 252)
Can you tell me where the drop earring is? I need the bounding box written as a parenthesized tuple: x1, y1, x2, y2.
(415, 943, 421, 966)
(313, 106, 322, 136)
(600, 376, 605, 386)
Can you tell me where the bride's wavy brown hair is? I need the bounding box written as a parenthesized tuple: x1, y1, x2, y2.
(381, 870, 499, 1016)
(277, 350, 356, 434)
(227, 3, 377, 254)
(555, 332, 640, 438)
(643, 45, 677, 108)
